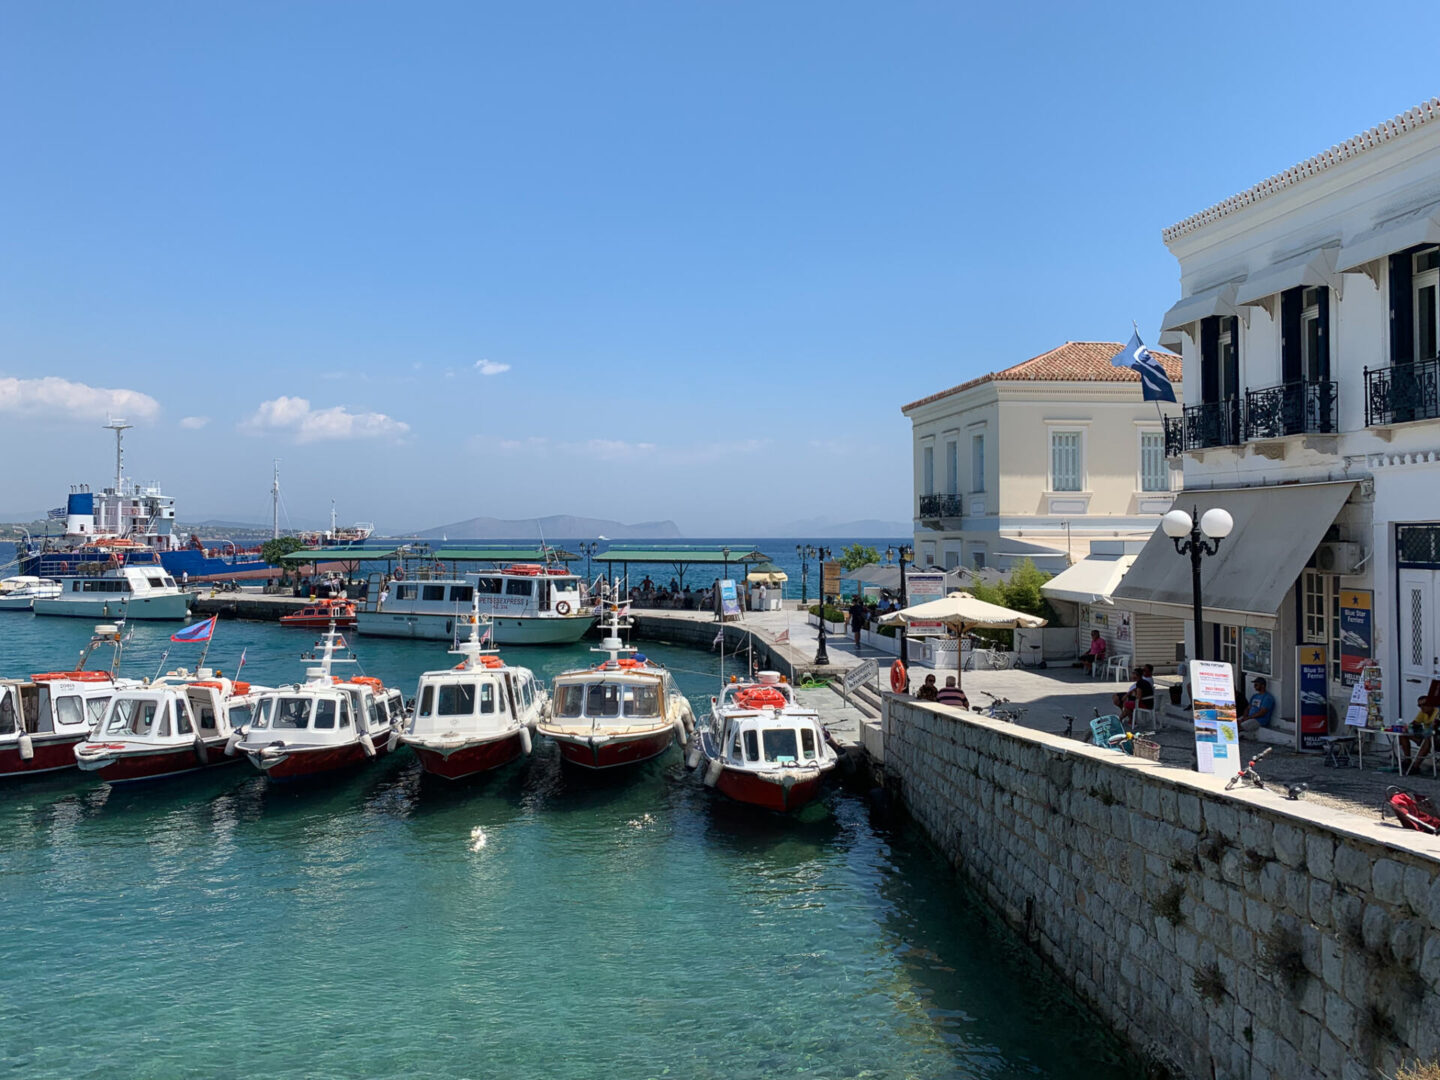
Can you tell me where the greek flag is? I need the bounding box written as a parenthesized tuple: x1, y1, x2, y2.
(1110, 332, 1177, 403)
(170, 616, 217, 643)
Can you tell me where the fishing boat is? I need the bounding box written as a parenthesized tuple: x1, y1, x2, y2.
(74, 671, 264, 783)
(402, 607, 547, 780)
(234, 623, 404, 781)
(0, 576, 61, 611)
(690, 671, 838, 812)
(279, 597, 357, 629)
(0, 624, 133, 778)
(357, 562, 594, 644)
(33, 565, 193, 620)
(538, 604, 693, 769)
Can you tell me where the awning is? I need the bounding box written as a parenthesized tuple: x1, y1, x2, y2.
(1111, 481, 1355, 628)
(1338, 200, 1440, 273)
(745, 561, 789, 583)
(1160, 280, 1240, 333)
(1041, 554, 1137, 605)
(1236, 245, 1341, 306)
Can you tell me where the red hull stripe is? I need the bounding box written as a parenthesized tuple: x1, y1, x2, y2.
(412, 733, 524, 780)
(550, 727, 677, 770)
(714, 766, 824, 812)
(87, 741, 240, 783)
(0, 735, 87, 777)
(253, 740, 377, 780)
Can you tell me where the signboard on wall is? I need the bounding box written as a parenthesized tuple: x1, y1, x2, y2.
(1242, 627, 1273, 677)
(821, 562, 842, 600)
(1295, 645, 1328, 751)
(1116, 611, 1132, 644)
(1339, 590, 1373, 687)
(905, 571, 947, 636)
(1190, 659, 1240, 777)
(719, 579, 741, 619)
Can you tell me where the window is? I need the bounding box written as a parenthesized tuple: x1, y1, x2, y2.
(174, 702, 192, 735)
(1300, 287, 1324, 381)
(971, 547, 987, 570)
(1140, 431, 1169, 492)
(311, 699, 335, 729)
(197, 706, 216, 731)
(625, 685, 660, 718)
(55, 695, 84, 729)
(229, 704, 252, 729)
(1218, 323, 1238, 399)
(1050, 431, 1082, 492)
(418, 685, 435, 717)
(922, 445, 934, 495)
(586, 684, 621, 717)
(147, 577, 164, 588)
(730, 731, 744, 761)
(422, 585, 446, 602)
(506, 579, 533, 597)
(338, 701, 351, 729)
(762, 728, 799, 762)
(450, 586, 474, 603)
(87, 697, 111, 725)
(396, 584, 417, 601)
(555, 684, 585, 718)
(476, 577, 502, 594)
(1220, 626, 1239, 670)
(273, 697, 311, 730)
(0, 695, 14, 735)
(1416, 247, 1439, 361)
(971, 434, 985, 493)
(437, 684, 476, 715)
(250, 699, 273, 729)
(479, 684, 495, 714)
(945, 441, 958, 495)
(1304, 569, 1344, 683)
(800, 728, 817, 759)
(743, 730, 759, 761)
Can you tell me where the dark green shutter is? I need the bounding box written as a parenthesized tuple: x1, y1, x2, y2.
(1280, 287, 1302, 383)
(1200, 316, 1218, 403)
(1390, 251, 1414, 365)
(1224, 316, 1241, 398)
(1315, 286, 1330, 381)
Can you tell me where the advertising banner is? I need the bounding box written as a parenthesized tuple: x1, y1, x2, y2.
(719, 579, 741, 619)
(905, 571, 947, 636)
(1190, 659, 1240, 777)
(1295, 645, 1328, 751)
(821, 562, 843, 601)
(1339, 590, 1373, 687)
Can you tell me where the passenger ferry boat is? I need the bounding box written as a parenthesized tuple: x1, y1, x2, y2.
(234, 624, 404, 781)
(0, 624, 132, 778)
(357, 563, 594, 644)
(279, 597, 357, 629)
(33, 565, 193, 620)
(690, 671, 838, 812)
(74, 671, 264, 783)
(402, 608, 547, 780)
(538, 605, 694, 769)
(0, 576, 61, 611)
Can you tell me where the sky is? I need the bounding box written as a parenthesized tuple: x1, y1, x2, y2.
(3, 2, 1438, 535)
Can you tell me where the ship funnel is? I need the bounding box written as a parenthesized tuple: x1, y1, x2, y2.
(65, 491, 95, 537)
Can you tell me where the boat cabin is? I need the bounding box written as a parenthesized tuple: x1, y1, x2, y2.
(551, 671, 675, 724)
(61, 566, 179, 596)
(247, 681, 399, 739)
(416, 666, 542, 728)
(0, 678, 113, 740)
(97, 683, 244, 743)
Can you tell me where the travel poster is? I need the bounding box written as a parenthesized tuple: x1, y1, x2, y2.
(1190, 659, 1240, 777)
(906, 571, 947, 637)
(1295, 645, 1328, 751)
(1242, 626, 1272, 677)
(1343, 681, 1370, 728)
(719, 579, 741, 619)
(1339, 590, 1373, 687)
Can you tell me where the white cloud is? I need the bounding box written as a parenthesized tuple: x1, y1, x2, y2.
(475, 360, 511, 376)
(179, 416, 210, 430)
(242, 396, 409, 443)
(0, 376, 160, 422)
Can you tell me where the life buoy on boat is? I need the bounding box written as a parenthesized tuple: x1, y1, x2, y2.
(555, 601, 571, 616)
(735, 686, 786, 709)
(889, 660, 907, 693)
(392, 568, 405, 581)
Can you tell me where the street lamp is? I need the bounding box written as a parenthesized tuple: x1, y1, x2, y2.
(1162, 505, 1234, 662)
(813, 545, 833, 665)
(886, 543, 913, 673)
(579, 541, 598, 584)
(796, 544, 819, 605)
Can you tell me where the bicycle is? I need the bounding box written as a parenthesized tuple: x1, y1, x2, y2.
(979, 691, 1027, 723)
(1225, 746, 1272, 790)
(1106, 729, 1157, 757)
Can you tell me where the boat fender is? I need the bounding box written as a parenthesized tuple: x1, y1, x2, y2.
(360, 732, 377, 758)
(685, 744, 701, 770)
(387, 728, 400, 752)
(519, 727, 532, 755)
(223, 728, 245, 756)
(192, 734, 209, 766)
(672, 719, 687, 748)
(703, 758, 723, 788)
(17, 732, 34, 761)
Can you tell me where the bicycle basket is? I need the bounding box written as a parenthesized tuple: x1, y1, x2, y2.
(1133, 737, 1161, 762)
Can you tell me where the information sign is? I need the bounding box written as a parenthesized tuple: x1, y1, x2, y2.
(1190, 659, 1240, 777)
(1339, 590, 1373, 687)
(719, 579, 741, 619)
(905, 571, 947, 636)
(1295, 645, 1328, 751)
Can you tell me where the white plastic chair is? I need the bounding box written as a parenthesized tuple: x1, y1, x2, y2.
(1106, 654, 1132, 681)
(1133, 706, 1155, 730)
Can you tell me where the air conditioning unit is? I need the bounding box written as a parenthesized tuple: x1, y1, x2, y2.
(1316, 542, 1363, 575)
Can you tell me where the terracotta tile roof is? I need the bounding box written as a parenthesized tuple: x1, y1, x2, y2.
(1162, 97, 1440, 244)
(902, 341, 1182, 413)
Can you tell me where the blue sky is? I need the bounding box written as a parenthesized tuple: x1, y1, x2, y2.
(3, 2, 1437, 534)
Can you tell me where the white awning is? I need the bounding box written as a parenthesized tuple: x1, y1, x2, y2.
(1337, 201, 1440, 273)
(1160, 280, 1240, 333)
(1111, 481, 1355, 628)
(1158, 329, 1185, 351)
(1040, 554, 1137, 605)
(1236, 245, 1341, 306)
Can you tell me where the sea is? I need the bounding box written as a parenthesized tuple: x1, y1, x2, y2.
(0, 545, 1134, 1079)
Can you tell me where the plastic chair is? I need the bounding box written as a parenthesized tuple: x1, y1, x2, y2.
(1105, 654, 1132, 681)
(1133, 706, 1155, 730)
(1090, 714, 1125, 748)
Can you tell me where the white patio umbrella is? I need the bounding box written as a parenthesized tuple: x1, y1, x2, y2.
(879, 591, 1047, 689)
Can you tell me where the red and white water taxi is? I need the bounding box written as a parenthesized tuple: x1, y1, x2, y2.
(279, 597, 357, 630)
(234, 623, 404, 781)
(0, 624, 134, 778)
(538, 604, 693, 769)
(74, 670, 264, 783)
(401, 609, 548, 779)
(690, 671, 838, 812)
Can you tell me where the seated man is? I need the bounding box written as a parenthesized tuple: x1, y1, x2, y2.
(1114, 667, 1153, 722)
(1080, 630, 1107, 674)
(935, 676, 969, 709)
(1399, 695, 1439, 773)
(1239, 677, 1276, 735)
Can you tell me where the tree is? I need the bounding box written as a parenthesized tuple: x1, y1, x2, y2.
(261, 535, 305, 567)
(837, 543, 880, 571)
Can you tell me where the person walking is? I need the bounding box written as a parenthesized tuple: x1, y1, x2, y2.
(849, 596, 867, 649)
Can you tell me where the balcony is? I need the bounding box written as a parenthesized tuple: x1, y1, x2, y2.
(917, 494, 963, 522)
(1365, 357, 1440, 428)
(1163, 400, 1242, 456)
(1243, 380, 1338, 440)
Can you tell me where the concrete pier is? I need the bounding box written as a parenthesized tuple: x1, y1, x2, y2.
(192, 591, 308, 620)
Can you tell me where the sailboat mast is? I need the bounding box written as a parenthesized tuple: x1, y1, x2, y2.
(272, 459, 281, 539)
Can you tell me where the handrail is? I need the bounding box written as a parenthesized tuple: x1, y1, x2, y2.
(1243, 379, 1338, 440)
(1365, 357, 1440, 426)
(918, 494, 963, 518)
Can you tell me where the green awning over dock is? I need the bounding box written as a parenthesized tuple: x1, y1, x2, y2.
(595, 547, 769, 565)
(278, 546, 402, 563)
(432, 546, 578, 562)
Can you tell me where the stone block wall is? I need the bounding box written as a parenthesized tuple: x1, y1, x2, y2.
(883, 697, 1440, 1080)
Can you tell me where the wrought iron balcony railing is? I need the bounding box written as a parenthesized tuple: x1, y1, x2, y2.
(1243, 380, 1338, 440)
(1162, 400, 1242, 455)
(1365, 357, 1440, 427)
(918, 494, 963, 519)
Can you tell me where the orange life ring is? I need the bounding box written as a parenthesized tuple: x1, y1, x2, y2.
(348, 676, 385, 690)
(889, 660, 907, 693)
(736, 686, 787, 709)
(555, 601, 571, 616)
(31, 670, 111, 683)
(392, 568, 405, 581)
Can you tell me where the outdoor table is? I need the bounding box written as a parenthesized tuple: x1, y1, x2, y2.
(1354, 727, 1403, 772)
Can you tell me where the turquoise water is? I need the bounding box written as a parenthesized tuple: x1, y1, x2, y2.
(0, 615, 1132, 1079)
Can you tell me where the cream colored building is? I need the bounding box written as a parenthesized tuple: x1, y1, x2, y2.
(901, 342, 1183, 572)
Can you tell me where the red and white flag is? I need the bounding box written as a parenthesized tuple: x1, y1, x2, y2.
(773, 629, 790, 644)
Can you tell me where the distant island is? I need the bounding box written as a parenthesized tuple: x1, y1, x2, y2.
(411, 514, 683, 540)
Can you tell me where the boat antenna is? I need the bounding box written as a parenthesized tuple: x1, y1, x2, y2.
(104, 418, 132, 495)
(78, 622, 126, 676)
(451, 593, 496, 668)
(307, 616, 355, 685)
(591, 600, 635, 666)
(272, 459, 281, 539)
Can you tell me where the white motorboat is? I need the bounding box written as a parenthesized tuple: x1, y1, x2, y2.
(34, 565, 193, 620)
(402, 608, 548, 780)
(0, 576, 61, 611)
(690, 672, 838, 812)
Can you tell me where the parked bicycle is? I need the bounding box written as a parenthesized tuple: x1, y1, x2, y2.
(1226, 746, 1272, 791)
(979, 691, 1027, 723)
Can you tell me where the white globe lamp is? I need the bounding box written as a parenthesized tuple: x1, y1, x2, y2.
(1161, 509, 1193, 539)
(1200, 507, 1234, 540)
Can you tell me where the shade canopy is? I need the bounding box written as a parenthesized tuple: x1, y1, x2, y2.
(278, 545, 401, 564)
(745, 562, 789, 584)
(1160, 280, 1240, 333)
(433, 546, 578, 562)
(1041, 554, 1137, 606)
(1236, 245, 1341, 306)
(596, 547, 769, 565)
(1338, 200, 1440, 273)
(880, 591, 1047, 631)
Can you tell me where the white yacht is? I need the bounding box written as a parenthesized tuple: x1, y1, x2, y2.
(357, 564, 594, 644)
(33, 566, 193, 620)
(0, 576, 61, 611)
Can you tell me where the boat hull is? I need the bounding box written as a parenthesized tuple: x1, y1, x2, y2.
(77, 739, 240, 783)
(357, 611, 593, 644)
(33, 594, 193, 620)
(713, 763, 826, 812)
(245, 737, 391, 781)
(0, 734, 86, 777)
(407, 731, 526, 780)
(545, 726, 678, 770)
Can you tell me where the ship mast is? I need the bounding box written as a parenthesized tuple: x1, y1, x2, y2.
(272, 459, 281, 539)
(105, 418, 132, 494)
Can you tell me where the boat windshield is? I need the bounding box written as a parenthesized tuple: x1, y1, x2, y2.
(105, 699, 161, 737)
(554, 681, 657, 719)
(250, 698, 274, 729)
(762, 729, 799, 763)
(271, 697, 313, 730)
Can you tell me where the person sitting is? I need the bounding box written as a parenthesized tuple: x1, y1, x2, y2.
(1399, 696, 1439, 774)
(916, 674, 939, 702)
(1081, 630, 1107, 674)
(1238, 677, 1276, 735)
(1115, 667, 1153, 722)
(936, 676, 968, 709)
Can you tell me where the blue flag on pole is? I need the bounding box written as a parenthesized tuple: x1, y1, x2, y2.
(171, 616, 217, 643)
(1110, 332, 1177, 402)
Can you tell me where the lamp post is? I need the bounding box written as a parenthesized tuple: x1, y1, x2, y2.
(813, 545, 833, 666)
(887, 543, 912, 672)
(579, 541, 598, 585)
(796, 544, 816, 606)
(1161, 505, 1234, 663)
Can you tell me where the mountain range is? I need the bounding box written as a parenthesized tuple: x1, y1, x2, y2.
(411, 514, 683, 540)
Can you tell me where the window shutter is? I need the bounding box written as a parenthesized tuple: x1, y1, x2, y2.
(1280, 287, 1301, 383)
(1390, 251, 1415, 365)
(1200, 316, 1218, 402)
(1224, 316, 1241, 399)
(1315, 285, 1330, 381)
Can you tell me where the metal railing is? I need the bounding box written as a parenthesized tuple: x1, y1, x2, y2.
(1243, 379, 1338, 440)
(1162, 400, 1242, 455)
(1365, 357, 1440, 427)
(918, 494, 963, 519)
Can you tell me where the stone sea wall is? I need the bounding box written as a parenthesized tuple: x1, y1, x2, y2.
(883, 697, 1440, 1080)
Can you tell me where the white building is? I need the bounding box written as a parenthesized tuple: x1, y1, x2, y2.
(902, 342, 1182, 573)
(1114, 97, 1440, 732)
